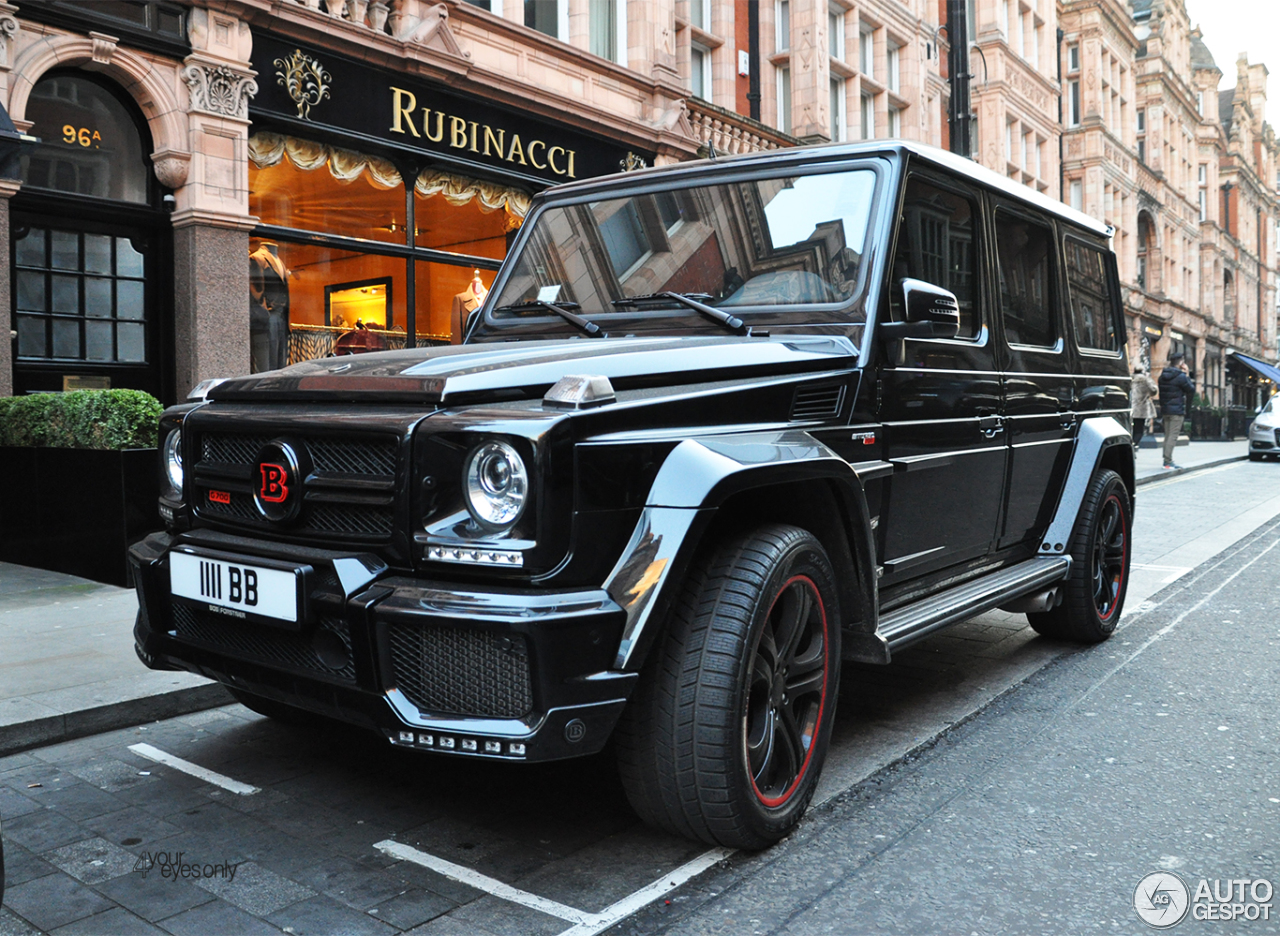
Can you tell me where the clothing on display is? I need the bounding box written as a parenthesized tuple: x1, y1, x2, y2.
(450, 270, 488, 343)
(250, 242, 290, 372)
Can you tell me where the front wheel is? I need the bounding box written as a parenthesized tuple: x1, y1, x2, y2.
(615, 524, 841, 850)
(1028, 469, 1131, 643)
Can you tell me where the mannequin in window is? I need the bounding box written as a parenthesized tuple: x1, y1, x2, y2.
(249, 242, 290, 372)
(450, 270, 488, 344)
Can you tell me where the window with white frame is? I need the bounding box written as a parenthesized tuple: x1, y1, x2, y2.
(861, 93, 874, 139)
(1068, 43, 1079, 73)
(1196, 91, 1204, 115)
(690, 0, 710, 32)
(859, 24, 873, 78)
(776, 0, 790, 52)
(888, 106, 900, 138)
(1005, 120, 1014, 164)
(1031, 25, 1040, 70)
(829, 4, 844, 59)
(1069, 179, 1083, 210)
(589, 0, 625, 64)
(1136, 108, 1146, 162)
(830, 77, 847, 141)
(777, 66, 791, 134)
(1002, 0, 1010, 36)
(887, 43, 900, 93)
(1068, 79, 1081, 127)
(524, 0, 564, 39)
(691, 43, 711, 100)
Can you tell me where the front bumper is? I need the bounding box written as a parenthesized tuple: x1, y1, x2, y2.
(129, 530, 635, 762)
(1248, 424, 1280, 453)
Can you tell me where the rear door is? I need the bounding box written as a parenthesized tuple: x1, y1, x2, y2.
(876, 171, 1006, 585)
(1063, 235, 1130, 423)
(990, 201, 1076, 550)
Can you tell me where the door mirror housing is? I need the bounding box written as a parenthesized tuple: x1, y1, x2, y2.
(879, 278, 961, 340)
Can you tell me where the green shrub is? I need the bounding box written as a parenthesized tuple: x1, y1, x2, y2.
(0, 389, 163, 449)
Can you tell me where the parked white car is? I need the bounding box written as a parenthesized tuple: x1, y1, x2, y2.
(1248, 398, 1280, 461)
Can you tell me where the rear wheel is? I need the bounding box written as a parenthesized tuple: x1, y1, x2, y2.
(615, 524, 841, 849)
(1028, 469, 1130, 643)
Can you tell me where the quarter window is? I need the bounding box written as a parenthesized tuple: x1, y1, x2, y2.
(1064, 240, 1119, 351)
(994, 209, 1055, 348)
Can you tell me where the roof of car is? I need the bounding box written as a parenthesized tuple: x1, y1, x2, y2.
(542, 139, 1113, 239)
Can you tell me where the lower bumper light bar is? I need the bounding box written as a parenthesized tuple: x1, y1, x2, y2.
(390, 730, 526, 758)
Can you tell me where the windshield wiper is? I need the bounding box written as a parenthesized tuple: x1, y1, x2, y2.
(493, 299, 607, 338)
(612, 291, 749, 336)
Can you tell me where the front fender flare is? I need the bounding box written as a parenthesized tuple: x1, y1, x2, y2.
(603, 431, 882, 670)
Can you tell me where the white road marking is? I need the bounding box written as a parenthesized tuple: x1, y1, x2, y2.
(127, 743, 259, 796)
(553, 848, 734, 936)
(374, 840, 594, 924)
(374, 839, 732, 935)
(1131, 563, 1193, 583)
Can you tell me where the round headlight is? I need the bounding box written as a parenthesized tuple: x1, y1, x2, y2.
(464, 441, 528, 529)
(163, 429, 183, 492)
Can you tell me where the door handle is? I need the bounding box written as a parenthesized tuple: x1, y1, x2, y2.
(978, 415, 1004, 438)
(1059, 412, 1078, 430)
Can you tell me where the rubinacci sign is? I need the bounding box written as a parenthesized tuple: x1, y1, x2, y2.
(251, 33, 650, 185)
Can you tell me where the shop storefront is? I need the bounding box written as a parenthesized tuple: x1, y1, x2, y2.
(246, 33, 653, 369)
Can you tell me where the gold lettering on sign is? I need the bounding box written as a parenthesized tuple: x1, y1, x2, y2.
(528, 139, 547, 170)
(386, 88, 580, 177)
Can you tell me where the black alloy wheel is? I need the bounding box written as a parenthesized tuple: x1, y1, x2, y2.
(615, 524, 842, 849)
(1028, 468, 1131, 643)
(744, 575, 829, 807)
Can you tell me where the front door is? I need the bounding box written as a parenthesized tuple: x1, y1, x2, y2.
(876, 173, 1006, 587)
(11, 215, 162, 398)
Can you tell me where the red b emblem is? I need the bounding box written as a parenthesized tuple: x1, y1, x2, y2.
(259, 463, 289, 503)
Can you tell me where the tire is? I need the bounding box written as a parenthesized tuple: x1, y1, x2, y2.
(1028, 469, 1131, 643)
(614, 524, 841, 849)
(227, 687, 320, 726)
(1249, 452, 1263, 462)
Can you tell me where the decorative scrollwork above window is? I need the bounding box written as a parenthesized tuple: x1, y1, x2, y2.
(273, 48, 332, 121)
(182, 62, 258, 119)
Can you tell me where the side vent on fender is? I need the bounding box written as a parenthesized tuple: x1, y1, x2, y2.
(790, 383, 846, 421)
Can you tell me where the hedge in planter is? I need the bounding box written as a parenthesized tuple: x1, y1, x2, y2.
(0, 390, 164, 587)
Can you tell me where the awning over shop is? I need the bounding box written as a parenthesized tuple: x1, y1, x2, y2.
(1228, 351, 1280, 384)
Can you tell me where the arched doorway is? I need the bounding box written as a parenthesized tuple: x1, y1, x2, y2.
(11, 70, 171, 399)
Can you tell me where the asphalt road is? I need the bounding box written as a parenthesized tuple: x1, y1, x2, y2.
(1, 461, 1278, 935)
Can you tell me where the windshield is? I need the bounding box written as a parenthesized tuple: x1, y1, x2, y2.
(479, 167, 879, 338)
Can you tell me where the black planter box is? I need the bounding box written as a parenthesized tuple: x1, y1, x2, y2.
(0, 447, 161, 587)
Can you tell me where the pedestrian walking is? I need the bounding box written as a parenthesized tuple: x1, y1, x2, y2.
(1130, 363, 1158, 450)
(1158, 353, 1195, 469)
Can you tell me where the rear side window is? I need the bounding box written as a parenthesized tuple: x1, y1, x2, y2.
(1065, 239, 1120, 352)
(994, 209, 1055, 348)
(891, 177, 981, 338)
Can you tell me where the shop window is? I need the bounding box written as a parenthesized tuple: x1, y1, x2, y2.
(22, 75, 148, 203)
(1065, 239, 1119, 351)
(414, 170, 527, 258)
(995, 209, 1055, 348)
(14, 226, 148, 363)
(418, 261, 497, 341)
(250, 133, 405, 245)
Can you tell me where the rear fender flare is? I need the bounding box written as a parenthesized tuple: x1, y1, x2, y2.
(1038, 416, 1133, 555)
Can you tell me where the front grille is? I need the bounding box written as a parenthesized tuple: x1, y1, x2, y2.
(790, 383, 846, 421)
(195, 431, 399, 540)
(1274, 429, 1280, 448)
(387, 623, 533, 718)
(172, 602, 357, 683)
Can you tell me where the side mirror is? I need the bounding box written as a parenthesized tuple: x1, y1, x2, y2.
(879, 278, 961, 341)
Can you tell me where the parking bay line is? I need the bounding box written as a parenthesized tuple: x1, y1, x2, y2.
(128, 742, 260, 796)
(374, 838, 733, 935)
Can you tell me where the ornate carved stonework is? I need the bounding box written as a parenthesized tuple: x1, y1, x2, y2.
(151, 149, 191, 189)
(89, 31, 118, 66)
(619, 152, 648, 172)
(273, 48, 331, 120)
(182, 62, 258, 119)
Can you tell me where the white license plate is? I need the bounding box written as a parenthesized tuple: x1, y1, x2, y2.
(170, 551, 299, 623)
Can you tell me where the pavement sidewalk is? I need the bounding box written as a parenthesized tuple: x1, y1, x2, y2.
(0, 436, 1252, 759)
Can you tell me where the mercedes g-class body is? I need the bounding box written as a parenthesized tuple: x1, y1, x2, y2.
(132, 141, 1133, 849)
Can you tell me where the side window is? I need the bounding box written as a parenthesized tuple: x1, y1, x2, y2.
(1065, 239, 1120, 352)
(891, 177, 980, 337)
(994, 209, 1056, 348)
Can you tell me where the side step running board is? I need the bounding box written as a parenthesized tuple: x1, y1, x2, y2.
(877, 556, 1072, 653)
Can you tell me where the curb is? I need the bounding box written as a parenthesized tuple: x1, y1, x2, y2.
(1136, 453, 1248, 486)
(0, 682, 233, 758)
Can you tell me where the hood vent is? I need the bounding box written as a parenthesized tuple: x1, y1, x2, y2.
(790, 383, 846, 421)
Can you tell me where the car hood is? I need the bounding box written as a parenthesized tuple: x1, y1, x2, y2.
(209, 335, 859, 404)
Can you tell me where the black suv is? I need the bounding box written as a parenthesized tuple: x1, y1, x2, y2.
(131, 141, 1133, 849)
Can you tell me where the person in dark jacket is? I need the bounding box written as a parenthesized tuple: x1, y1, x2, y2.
(1158, 353, 1195, 469)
